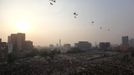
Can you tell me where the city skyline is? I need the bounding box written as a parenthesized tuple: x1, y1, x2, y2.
(0, 33, 134, 48)
(0, 0, 134, 46)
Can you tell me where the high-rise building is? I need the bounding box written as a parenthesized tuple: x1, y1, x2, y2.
(8, 33, 25, 52)
(129, 39, 134, 48)
(8, 36, 13, 53)
(120, 36, 129, 51)
(8, 34, 17, 53)
(8, 33, 33, 54)
(16, 33, 25, 51)
(0, 39, 8, 62)
(122, 36, 129, 45)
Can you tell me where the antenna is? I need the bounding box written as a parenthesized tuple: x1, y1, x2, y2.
(59, 39, 61, 46)
(59, 39, 62, 50)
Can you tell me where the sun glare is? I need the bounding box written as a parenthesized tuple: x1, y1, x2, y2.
(16, 21, 30, 33)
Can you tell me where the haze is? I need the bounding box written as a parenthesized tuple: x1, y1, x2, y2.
(0, 0, 134, 46)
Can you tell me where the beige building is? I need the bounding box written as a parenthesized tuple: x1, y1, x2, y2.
(8, 33, 33, 55)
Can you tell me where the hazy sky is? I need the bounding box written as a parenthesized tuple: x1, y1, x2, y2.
(0, 0, 134, 46)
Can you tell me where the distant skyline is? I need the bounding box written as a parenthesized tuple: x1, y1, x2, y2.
(0, 0, 134, 46)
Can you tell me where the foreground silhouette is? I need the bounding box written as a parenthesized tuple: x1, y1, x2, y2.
(0, 50, 134, 75)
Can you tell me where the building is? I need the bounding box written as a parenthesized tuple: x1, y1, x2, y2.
(8, 34, 17, 53)
(99, 42, 111, 50)
(120, 36, 129, 51)
(122, 36, 129, 46)
(129, 39, 134, 48)
(75, 41, 92, 51)
(49, 44, 55, 50)
(0, 39, 8, 62)
(0, 39, 1, 42)
(63, 44, 71, 48)
(16, 33, 25, 51)
(8, 33, 25, 52)
(8, 33, 25, 53)
(8, 36, 13, 53)
(24, 41, 33, 50)
(63, 44, 71, 52)
(8, 33, 33, 55)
